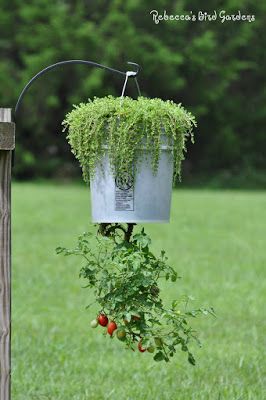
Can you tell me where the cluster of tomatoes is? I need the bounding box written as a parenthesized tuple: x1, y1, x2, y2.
(90, 313, 156, 353)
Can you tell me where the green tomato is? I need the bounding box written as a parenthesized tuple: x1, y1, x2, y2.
(154, 337, 163, 347)
(90, 319, 98, 328)
(116, 329, 126, 341)
(147, 345, 155, 353)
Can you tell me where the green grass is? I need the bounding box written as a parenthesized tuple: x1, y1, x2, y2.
(11, 183, 266, 400)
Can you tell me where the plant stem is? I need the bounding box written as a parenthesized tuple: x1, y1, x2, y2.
(98, 223, 136, 242)
(125, 223, 135, 242)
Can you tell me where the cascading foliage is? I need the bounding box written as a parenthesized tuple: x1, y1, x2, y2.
(62, 96, 196, 183)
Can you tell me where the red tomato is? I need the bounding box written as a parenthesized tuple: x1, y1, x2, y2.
(138, 340, 146, 353)
(97, 314, 108, 327)
(107, 321, 117, 336)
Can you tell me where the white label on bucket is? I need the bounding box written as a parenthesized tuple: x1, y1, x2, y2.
(115, 173, 134, 211)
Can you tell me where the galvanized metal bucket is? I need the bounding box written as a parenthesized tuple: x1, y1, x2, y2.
(90, 141, 173, 223)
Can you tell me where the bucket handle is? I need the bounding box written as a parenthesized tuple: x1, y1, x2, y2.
(120, 65, 141, 104)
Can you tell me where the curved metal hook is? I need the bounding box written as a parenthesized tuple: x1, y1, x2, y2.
(126, 62, 141, 97)
(126, 61, 140, 76)
(14, 59, 141, 120)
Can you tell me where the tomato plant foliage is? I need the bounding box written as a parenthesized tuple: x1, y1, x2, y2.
(57, 228, 214, 363)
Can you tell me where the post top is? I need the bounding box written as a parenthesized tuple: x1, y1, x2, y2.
(0, 108, 12, 123)
(0, 108, 15, 150)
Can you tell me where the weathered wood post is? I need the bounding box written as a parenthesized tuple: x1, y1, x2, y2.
(0, 109, 15, 400)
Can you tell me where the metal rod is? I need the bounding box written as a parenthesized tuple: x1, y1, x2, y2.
(14, 60, 141, 119)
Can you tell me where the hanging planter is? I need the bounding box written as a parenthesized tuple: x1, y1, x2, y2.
(60, 92, 214, 364)
(63, 96, 196, 222)
(10, 59, 213, 369)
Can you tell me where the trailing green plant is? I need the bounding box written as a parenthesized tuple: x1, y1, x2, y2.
(56, 226, 214, 363)
(62, 96, 196, 183)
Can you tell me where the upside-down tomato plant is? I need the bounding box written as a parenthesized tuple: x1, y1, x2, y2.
(56, 224, 214, 364)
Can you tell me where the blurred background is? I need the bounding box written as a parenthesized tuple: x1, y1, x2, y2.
(1, 0, 265, 187)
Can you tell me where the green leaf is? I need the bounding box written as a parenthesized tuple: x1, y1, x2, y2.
(171, 272, 177, 282)
(188, 352, 196, 366)
(153, 351, 165, 362)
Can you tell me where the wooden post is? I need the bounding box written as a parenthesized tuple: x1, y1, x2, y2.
(0, 109, 15, 400)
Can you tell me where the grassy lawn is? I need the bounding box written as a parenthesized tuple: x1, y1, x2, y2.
(11, 183, 266, 400)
